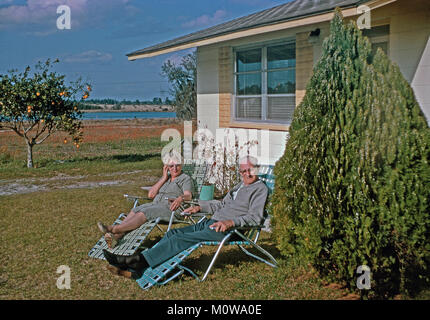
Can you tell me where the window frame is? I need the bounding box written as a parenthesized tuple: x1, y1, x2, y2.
(233, 39, 296, 125)
(363, 24, 390, 56)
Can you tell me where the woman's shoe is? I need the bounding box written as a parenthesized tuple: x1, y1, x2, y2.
(98, 222, 125, 249)
(97, 221, 111, 234)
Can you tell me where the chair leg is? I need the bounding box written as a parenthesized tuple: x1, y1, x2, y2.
(200, 233, 233, 282)
(234, 230, 278, 268)
(167, 211, 175, 232)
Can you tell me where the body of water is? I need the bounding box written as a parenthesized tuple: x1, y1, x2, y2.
(82, 111, 176, 120)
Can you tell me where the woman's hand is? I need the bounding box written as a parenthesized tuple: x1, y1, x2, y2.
(169, 195, 183, 211)
(162, 165, 170, 180)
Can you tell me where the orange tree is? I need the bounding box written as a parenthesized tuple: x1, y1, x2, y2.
(0, 59, 91, 168)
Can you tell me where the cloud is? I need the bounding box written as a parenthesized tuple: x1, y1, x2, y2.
(0, 0, 132, 33)
(63, 50, 113, 64)
(181, 9, 227, 29)
(0, 0, 86, 25)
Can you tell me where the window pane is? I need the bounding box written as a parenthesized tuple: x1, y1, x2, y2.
(267, 43, 295, 69)
(267, 96, 295, 123)
(236, 49, 261, 72)
(371, 42, 388, 55)
(362, 25, 389, 38)
(237, 73, 261, 95)
(268, 70, 295, 94)
(236, 97, 262, 119)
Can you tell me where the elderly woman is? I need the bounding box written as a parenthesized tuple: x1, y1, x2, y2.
(97, 152, 193, 248)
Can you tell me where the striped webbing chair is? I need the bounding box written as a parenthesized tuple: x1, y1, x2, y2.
(88, 160, 209, 260)
(134, 164, 278, 290)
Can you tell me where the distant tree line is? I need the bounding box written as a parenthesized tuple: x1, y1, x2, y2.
(75, 97, 173, 110)
(80, 97, 173, 105)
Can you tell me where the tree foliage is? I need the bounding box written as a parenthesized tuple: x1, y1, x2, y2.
(161, 51, 197, 120)
(0, 59, 91, 168)
(269, 10, 430, 298)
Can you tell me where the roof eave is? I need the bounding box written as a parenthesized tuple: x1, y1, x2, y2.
(127, 0, 395, 61)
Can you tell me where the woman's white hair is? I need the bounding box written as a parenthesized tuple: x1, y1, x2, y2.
(162, 150, 183, 165)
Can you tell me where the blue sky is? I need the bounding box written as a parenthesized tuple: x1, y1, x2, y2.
(0, 0, 290, 101)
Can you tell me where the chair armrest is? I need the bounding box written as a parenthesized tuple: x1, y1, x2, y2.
(123, 194, 152, 202)
(183, 200, 200, 206)
(234, 225, 263, 231)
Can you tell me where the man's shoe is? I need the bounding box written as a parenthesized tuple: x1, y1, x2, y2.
(124, 253, 149, 271)
(106, 265, 133, 279)
(103, 249, 128, 269)
(102, 250, 148, 271)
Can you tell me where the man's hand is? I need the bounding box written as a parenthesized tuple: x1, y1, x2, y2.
(209, 220, 235, 233)
(182, 205, 201, 216)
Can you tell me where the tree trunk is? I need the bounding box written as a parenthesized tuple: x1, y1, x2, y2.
(26, 141, 34, 168)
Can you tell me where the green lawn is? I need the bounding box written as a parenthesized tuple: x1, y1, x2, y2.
(2, 135, 426, 300)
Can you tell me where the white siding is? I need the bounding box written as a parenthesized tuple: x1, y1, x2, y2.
(196, 0, 430, 167)
(197, 46, 219, 134)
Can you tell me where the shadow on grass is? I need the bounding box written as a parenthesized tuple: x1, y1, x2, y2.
(47, 152, 161, 167)
(174, 239, 282, 280)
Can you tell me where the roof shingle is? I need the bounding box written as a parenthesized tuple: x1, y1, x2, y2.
(127, 0, 365, 58)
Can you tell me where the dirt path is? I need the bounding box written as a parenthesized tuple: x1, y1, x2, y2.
(0, 171, 157, 196)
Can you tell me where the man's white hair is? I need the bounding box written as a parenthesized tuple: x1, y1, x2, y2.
(239, 155, 259, 167)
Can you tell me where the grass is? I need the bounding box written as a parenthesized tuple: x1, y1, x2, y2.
(0, 180, 351, 300)
(1, 119, 427, 300)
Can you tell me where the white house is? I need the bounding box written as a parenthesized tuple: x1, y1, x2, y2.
(127, 0, 430, 165)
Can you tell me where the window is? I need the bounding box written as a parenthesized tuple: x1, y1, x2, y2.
(362, 25, 390, 56)
(234, 41, 296, 124)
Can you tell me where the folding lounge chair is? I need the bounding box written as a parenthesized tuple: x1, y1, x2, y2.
(134, 164, 278, 290)
(87, 160, 209, 260)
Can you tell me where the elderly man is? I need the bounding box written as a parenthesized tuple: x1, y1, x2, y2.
(103, 155, 268, 279)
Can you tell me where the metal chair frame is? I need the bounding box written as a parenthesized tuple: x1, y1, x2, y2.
(134, 164, 278, 290)
(88, 160, 210, 260)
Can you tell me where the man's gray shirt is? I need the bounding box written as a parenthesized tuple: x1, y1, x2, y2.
(198, 179, 268, 227)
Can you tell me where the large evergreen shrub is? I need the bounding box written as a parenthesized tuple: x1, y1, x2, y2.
(269, 10, 430, 297)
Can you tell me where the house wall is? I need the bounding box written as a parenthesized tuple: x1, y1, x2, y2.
(197, 23, 329, 164)
(196, 0, 430, 165)
(383, 0, 430, 123)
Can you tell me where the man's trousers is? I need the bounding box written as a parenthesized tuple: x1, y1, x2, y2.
(142, 219, 228, 268)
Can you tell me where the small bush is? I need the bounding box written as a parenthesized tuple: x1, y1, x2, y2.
(269, 10, 430, 298)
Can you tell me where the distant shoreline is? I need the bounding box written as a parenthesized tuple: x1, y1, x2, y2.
(80, 103, 175, 113)
(81, 109, 172, 113)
